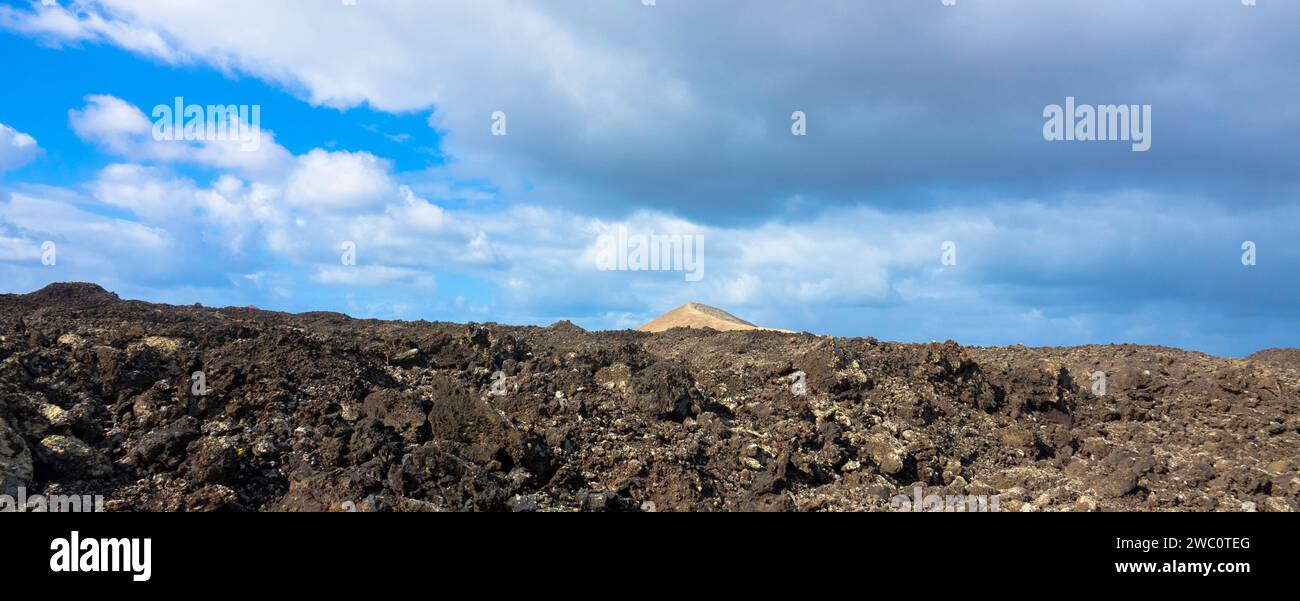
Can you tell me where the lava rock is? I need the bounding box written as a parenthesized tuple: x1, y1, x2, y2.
(506, 494, 538, 512)
(37, 434, 112, 479)
(0, 419, 33, 495)
(1262, 497, 1294, 513)
(131, 416, 200, 472)
(628, 362, 699, 421)
(595, 363, 631, 392)
(863, 433, 907, 476)
(362, 389, 431, 443)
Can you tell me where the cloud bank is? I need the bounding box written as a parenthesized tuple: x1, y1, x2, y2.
(0, 1, 1295, 356)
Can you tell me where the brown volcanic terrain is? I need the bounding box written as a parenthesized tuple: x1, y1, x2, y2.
(1, 283, 1297, 512)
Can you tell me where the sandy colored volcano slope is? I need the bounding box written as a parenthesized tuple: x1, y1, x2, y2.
(638, 302, 781, 333)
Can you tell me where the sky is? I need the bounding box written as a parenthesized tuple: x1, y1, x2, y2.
(0, 0, 1296, 357)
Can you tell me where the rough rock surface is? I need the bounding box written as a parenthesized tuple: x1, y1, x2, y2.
(0, 417, 33, 495)
(1, 283, 1296, 512)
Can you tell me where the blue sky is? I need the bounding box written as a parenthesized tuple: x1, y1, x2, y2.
(0, 0, 1296, 357)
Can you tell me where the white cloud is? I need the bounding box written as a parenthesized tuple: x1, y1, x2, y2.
(68, 94, 293, 176)
(90, 163, 193, 216)
(0, 191, 168, 251)
(311, 264, 435, 290)
(68, 94, 152, 151)
(44, 98, 507, 297)
(0, 2, 184, 62)
(285, 150, 395, 211)
(8, 0, 1300, 222)
(0, 190, 174, 289)
(0, 233, 41, 263)
(87, 163, 270, 255)
(0, 123, 40, 173)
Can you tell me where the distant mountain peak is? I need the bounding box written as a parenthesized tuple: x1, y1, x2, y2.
(638, 302, 784, 333)
(24, 282, 119, 306)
